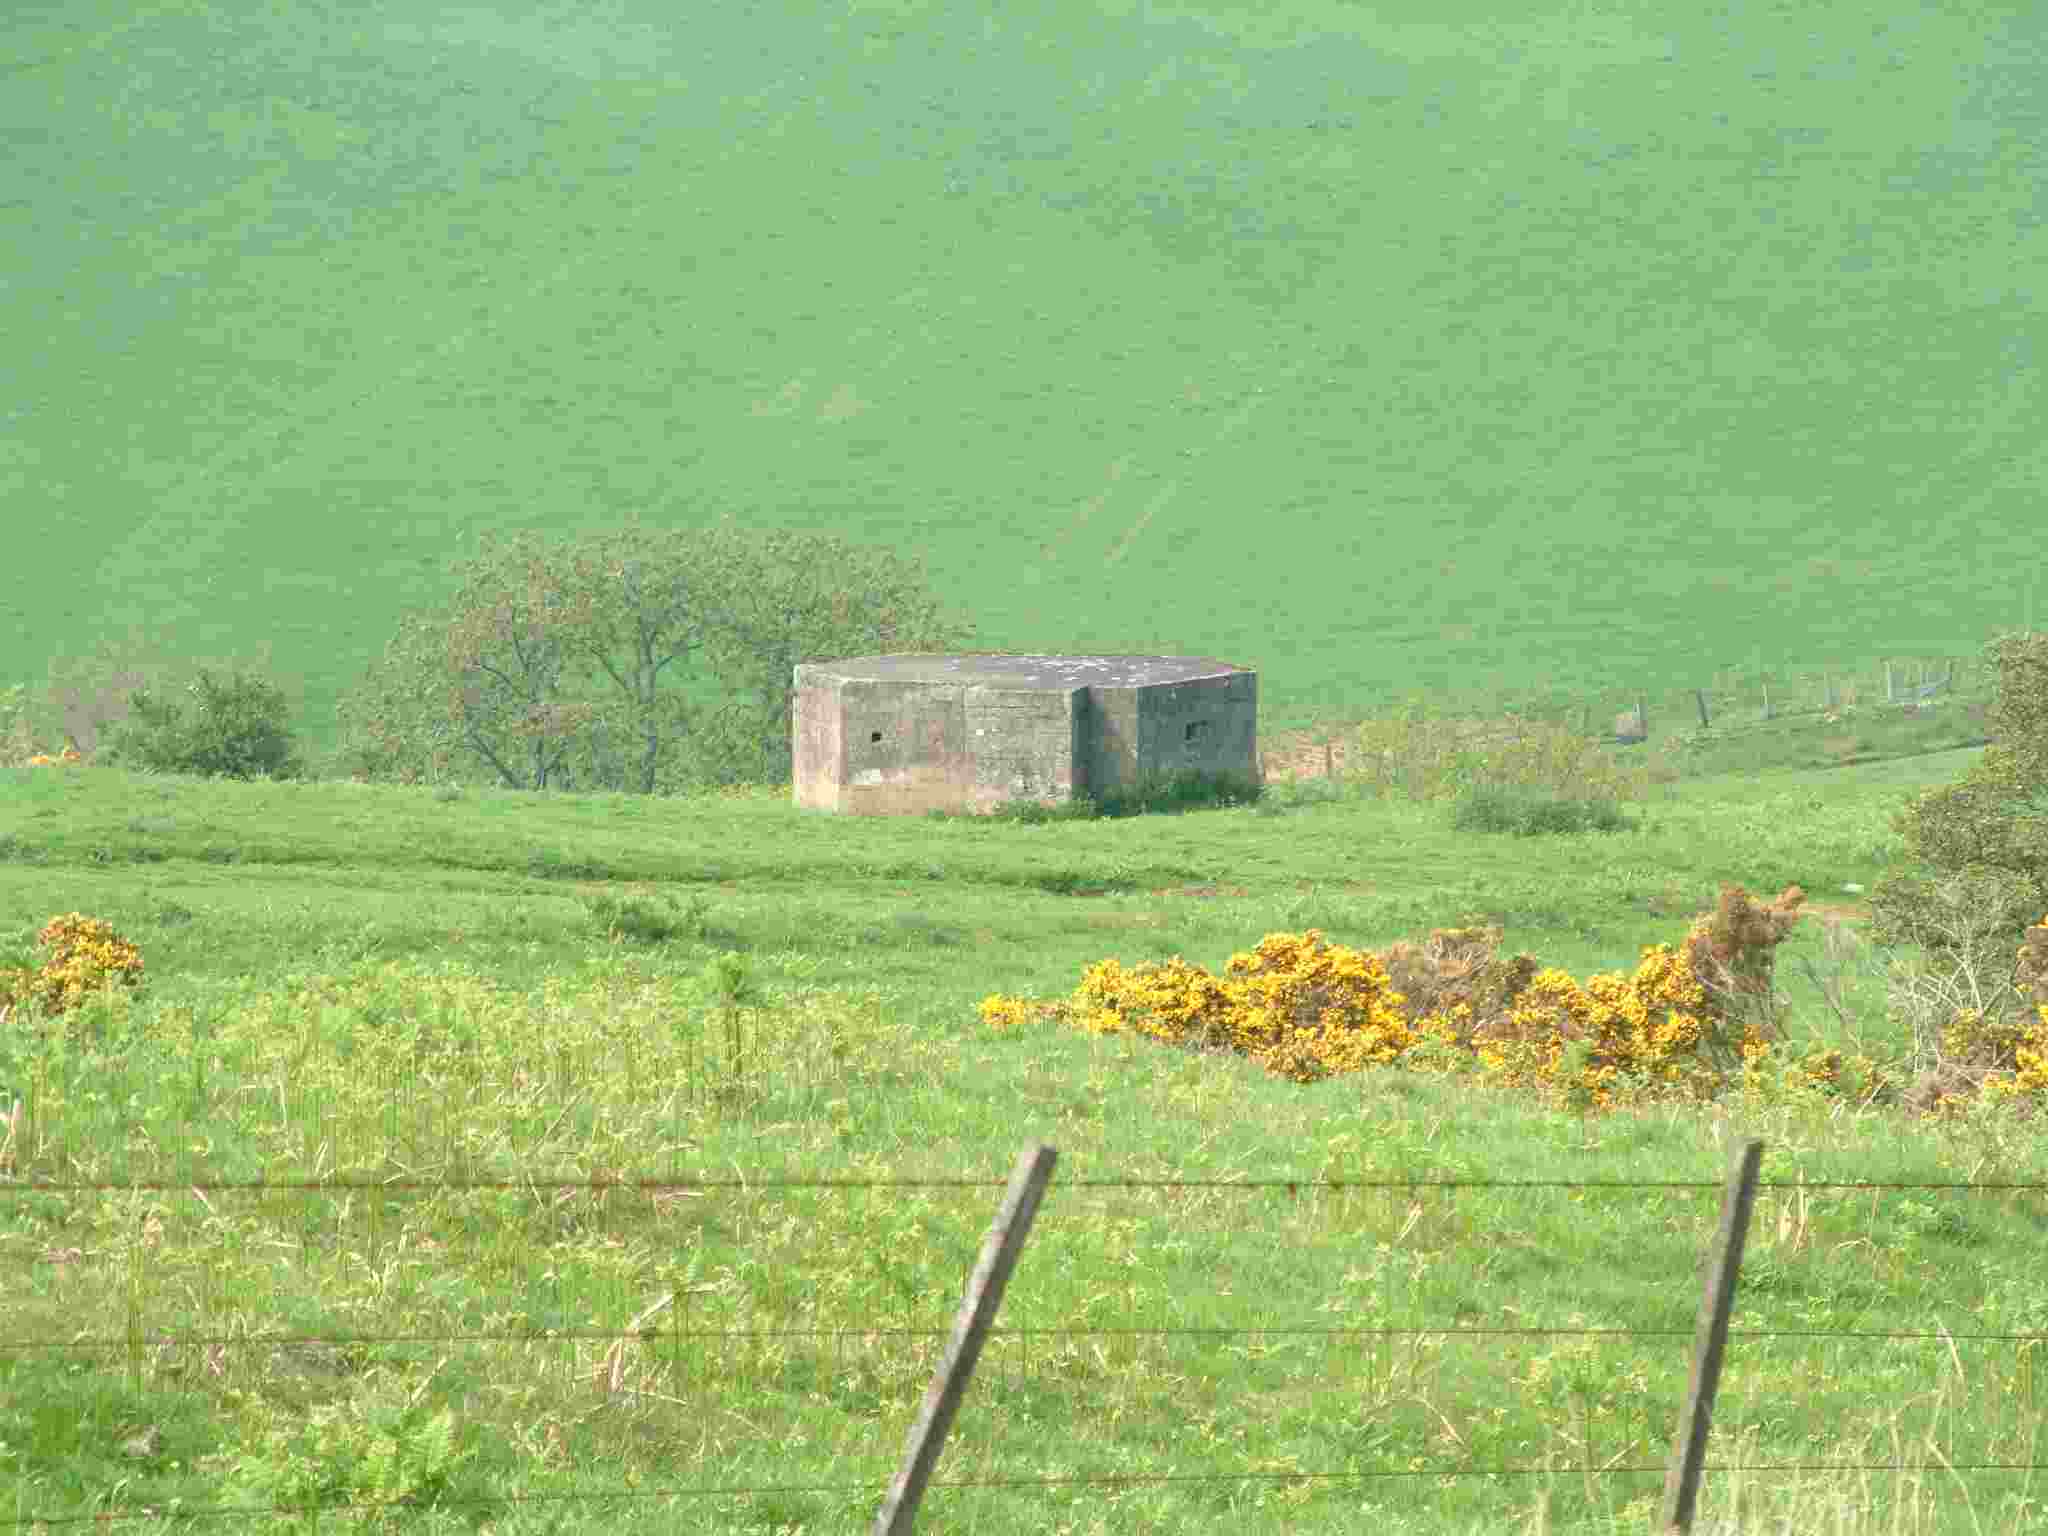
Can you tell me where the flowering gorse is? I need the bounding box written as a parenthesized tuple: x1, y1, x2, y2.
(1050, 929, 1422, 1083)
(1, 913, 145, 1025)
(981, 890, 2048, 1117)
(1947, 914, 2048, 1110)
(985, 926, 1733, 1106)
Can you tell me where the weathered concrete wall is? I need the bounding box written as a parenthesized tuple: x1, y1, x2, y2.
(793, 654, 1257, 816)
(1145, 669, 1258, 790)
(961, 685, 1083, 813)
(793, 668, 1081, 815)
(1086, 671, 1259, 799)
(794, 674, 970, 815)
(790, 673, 847, 809)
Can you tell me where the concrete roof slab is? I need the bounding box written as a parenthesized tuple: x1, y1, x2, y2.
(798, 652, 1251, 690)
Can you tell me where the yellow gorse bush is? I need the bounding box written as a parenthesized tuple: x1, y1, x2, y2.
(981, 891, 2048, 1117)
(1466, 946, 1723, 1109)
(983, 925, 1743, 1104)
(2008, 1023, 2048, 1096)
(1, 912, 146, 1022)
(1973, 913, 2048, 1105)
(1059, 931, 1421, 1083)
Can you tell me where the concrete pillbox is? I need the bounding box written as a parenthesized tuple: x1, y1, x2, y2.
(791, 652, 1259, 816)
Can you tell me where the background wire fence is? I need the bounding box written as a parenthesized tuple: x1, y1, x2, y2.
(4, 1168, 2047, 1529)
(1260, 650, 1996, 782)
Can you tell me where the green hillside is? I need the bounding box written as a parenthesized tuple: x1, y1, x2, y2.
(5, 0, 2043, 767)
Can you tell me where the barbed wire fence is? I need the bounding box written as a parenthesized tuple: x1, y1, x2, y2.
(1603, 656, 1974, 747)
(9, 1144, 2048, 1531)
(1261, 652, 1994, 783)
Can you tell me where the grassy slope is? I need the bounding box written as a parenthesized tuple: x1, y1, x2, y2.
(4, 741, 2047, 1533)
(5, 0, 2044, 766)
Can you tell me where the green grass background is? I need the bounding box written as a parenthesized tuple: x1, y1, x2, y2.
(5, 0, 2044, 764)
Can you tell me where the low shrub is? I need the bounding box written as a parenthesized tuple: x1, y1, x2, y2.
(1058, 929, 1422, 1083)
(980, 884, 1885, 1113)
(580, 885, 715, 946)
(1350, 697, 1680, 807)
(0, 912, 147, 1037)
(95, 667, 306, 782)
(1868, 866, 2048, 1116)
(1907, 913, 2048, 1116)
(1448, 783, 1639, 837)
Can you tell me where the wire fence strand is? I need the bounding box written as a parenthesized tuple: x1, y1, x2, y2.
(11, 1460, 2048, 1531)
(8, 1173, 2048, 1193)
(7, 1164, 2047, 1530)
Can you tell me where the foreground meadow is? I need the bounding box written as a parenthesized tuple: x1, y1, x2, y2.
(4, 725, 2046, 1535)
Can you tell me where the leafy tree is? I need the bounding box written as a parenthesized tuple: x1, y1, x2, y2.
(492, 514, 761, 795)
(332, 511, 977, 795)
(332, 539, 629, 793)
(673, 521, 979, 789)
(324, 610, 491, 788)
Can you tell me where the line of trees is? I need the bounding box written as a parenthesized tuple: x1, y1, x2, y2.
(3, 512, 980, 797)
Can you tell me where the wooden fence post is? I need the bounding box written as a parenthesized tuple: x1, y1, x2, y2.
(1662, 1137, 1765, 1533)
(873, 1142, 1058, 1535)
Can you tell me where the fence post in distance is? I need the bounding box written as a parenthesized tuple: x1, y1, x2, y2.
(1662, 1137, 1764, 1534)
(873, 1142, 1058, 1536)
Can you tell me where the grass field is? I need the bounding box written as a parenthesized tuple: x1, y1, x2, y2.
(4, 711, 2048, 1533)
(6, 1, 2048, 1529)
